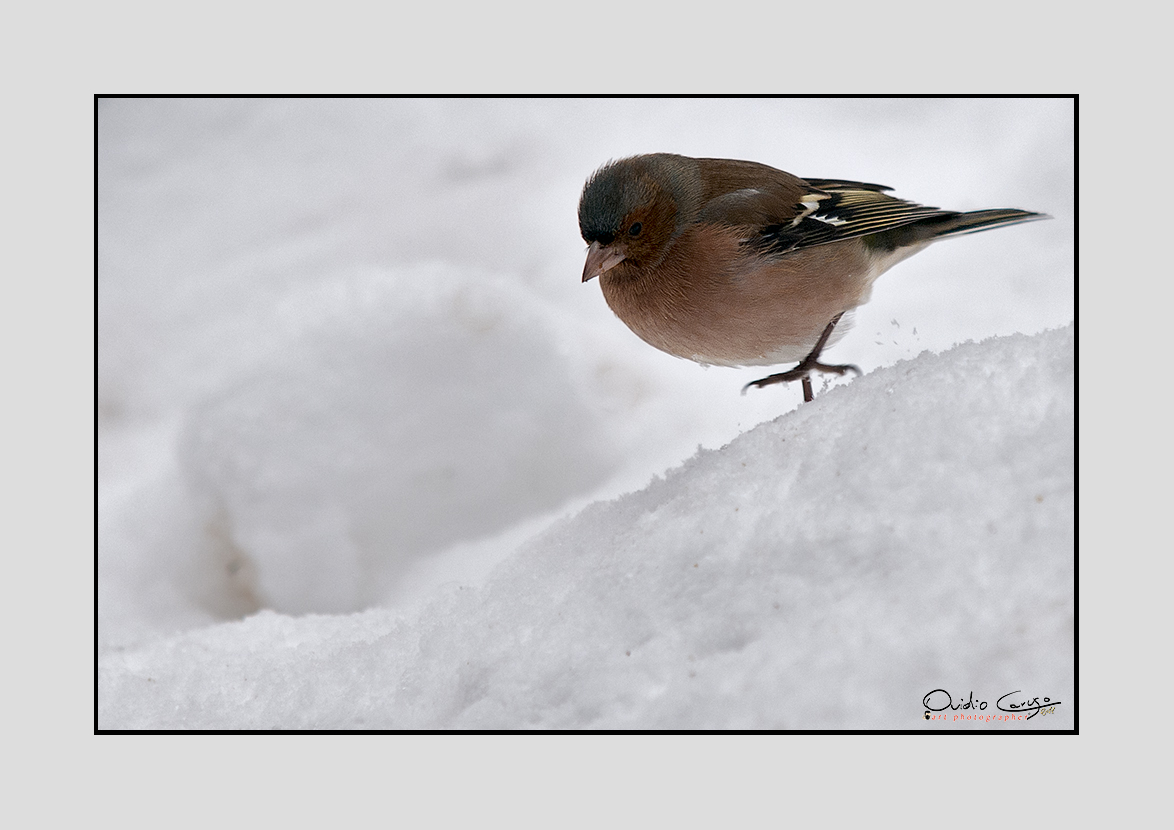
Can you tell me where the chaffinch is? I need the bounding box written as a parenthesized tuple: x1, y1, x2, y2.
(578, 153, 1047, 402)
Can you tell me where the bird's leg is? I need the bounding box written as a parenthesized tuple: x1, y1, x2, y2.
(743, 312, 861, 402)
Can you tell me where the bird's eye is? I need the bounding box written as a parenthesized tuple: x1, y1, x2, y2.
(628, 222, 642, 237)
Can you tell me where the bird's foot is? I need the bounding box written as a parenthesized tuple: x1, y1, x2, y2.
(741, 313, 860, 402)
(743, 360, 861, 401)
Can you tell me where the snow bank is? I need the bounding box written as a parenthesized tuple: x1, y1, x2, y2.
(176, 263, 623, 614)
(99, 325, 1074, 730)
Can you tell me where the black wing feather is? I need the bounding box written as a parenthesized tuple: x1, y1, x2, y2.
(751, 180, 952, 255)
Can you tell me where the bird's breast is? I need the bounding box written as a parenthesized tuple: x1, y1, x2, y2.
(599, 226, 879, 367)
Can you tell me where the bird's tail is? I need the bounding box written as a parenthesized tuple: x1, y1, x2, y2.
(888, 208, 1050, 248)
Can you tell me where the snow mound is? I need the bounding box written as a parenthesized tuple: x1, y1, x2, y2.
(99, 325, 1074, 730)
(177, 263, 623, 615)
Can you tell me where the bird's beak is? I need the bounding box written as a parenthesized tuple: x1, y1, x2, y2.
(582, 241, 626, 282)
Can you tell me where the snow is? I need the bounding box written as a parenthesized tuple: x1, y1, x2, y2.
(98, 98, 1074, 730)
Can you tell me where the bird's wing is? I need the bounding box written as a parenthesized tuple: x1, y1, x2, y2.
(746, 179, 953, 255)
(704, 174, 953, 253)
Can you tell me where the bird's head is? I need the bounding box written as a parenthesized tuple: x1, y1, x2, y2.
(578, 155, 688, 282)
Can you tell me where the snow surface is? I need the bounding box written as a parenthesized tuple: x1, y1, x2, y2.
(97, 98, 1074, 730)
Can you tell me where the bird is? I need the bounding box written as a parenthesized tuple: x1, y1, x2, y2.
(578, 153, 1048, 402)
